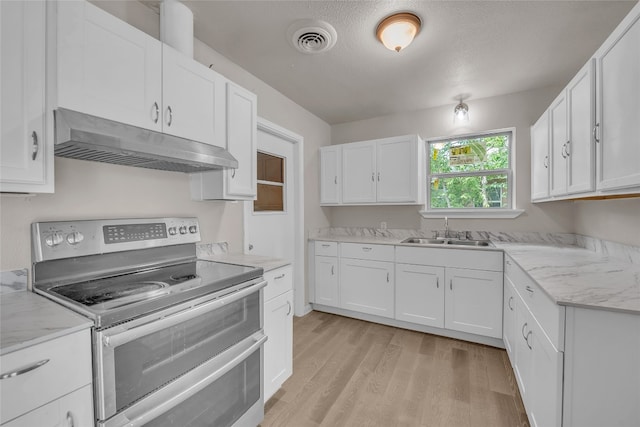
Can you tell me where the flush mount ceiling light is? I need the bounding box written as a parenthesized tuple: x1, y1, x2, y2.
(376, 12, 421, 52)
(454, 100, 470, 123)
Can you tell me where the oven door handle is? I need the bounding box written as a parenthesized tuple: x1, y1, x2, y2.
(101, 280, 267, 348)
(100, 332, 267, 427)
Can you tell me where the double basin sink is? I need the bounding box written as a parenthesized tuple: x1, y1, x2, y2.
(400, 237, 492, 247)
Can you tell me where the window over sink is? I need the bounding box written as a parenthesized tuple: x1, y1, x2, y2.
(421, 128, 523, 218)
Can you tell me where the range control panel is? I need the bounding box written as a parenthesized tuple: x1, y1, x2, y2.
(32, 218, 201, 262)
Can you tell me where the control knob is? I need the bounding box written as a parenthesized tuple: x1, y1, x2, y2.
(168, 227, 177, 236)
(179, 226, 187, 235)
(66, 231, 84, 245)
(45, 232, 64, 247)
(189, 225, 197, 234)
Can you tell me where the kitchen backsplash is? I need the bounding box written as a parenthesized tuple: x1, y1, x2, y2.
(309, 227, 640, 265)
(196, 242, 229, 258)
(0, 269, 28, 294)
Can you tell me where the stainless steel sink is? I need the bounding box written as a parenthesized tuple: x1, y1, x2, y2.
(400, 237, 491, 247)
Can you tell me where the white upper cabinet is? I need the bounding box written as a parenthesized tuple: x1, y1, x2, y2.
(0, 0, 53, 193)
(530, 111, 550, 201)
(549, 91, 568, 197)
(162, 45, 226, 146)
(225, 81, 257, 198)
(57, 1, 225, 147)
(57, 0, 163, 133)
(342, 141, 377, 203)
(327, 134, 425, 205)
(319, 145, 342, 204)
(596, 6, 640, 191)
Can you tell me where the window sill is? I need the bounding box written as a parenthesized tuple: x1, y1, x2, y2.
(419, 209, 525, 219)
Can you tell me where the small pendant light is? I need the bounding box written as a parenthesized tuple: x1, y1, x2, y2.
(454, 100, 470, 123)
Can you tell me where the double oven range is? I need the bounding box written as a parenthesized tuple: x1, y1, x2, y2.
(31, 218, 266, 427)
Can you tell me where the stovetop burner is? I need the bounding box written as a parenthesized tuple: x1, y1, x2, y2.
(54, 279, 171, 307)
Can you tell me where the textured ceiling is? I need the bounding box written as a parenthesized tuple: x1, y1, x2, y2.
(176, 1, 636, 125)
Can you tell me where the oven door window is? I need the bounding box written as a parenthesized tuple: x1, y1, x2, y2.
(104, 290, 260, 414)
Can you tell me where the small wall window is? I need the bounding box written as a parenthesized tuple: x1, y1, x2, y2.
(254, 151, 285, 212)
(424, 129, 519, 217)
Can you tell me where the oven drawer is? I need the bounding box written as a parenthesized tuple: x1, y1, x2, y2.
(0, 329, 92, 425)
(95, 279, 266, 421)
(101, 332, 266, 427)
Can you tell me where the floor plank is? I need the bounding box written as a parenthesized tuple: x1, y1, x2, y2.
(262, 311, 529, 427)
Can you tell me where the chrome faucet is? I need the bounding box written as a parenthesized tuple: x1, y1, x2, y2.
(444, 216, 449, 238)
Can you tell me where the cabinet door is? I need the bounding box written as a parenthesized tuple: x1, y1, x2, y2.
(339, 258, 394, 318)
(530, 112, 550, 201)
(57, 0, 162, 131)
(514, 298, 533, 409)
(567, 60, 595, 195)
(395, 264, 444, 328)
(162, 45, 225, 146)
(225, 81, 257, 198)
(376, 137, 417, 203)
(503, 276, 518, 362)
(263, 290, 293, 402)
(0, 0, 50, 193)
(549, 92, 568, 196)
(342, 142, 376, 203)
(320, 146, 341, 204)
(444, 268, 503, 338)
(596, 11, 640, 191)
(529, 321, 563, 427)
(3, 384, 93, 427)
(314, 256, 339, 307)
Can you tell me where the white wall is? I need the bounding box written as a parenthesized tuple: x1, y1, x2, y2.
(331, 86, 577, 236)
(0, 1, 332, 284)
(572, 199, 640, 246)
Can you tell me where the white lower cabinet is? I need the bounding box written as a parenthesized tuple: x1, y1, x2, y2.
(444, 268, 503, 339)
(503, 276, 517, 361)
(339, 257, 394, 318)
(263, 266, 293, 402)
(395, 264, 444, 327)
(314, 255, 339, 307)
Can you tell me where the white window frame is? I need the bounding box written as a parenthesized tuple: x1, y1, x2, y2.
(420, 127, 524, 219)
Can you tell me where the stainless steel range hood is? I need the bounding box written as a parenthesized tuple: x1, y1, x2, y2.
(54, 108, 238, 173)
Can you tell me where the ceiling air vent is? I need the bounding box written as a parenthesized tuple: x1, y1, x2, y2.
(287, 19, 337, 54)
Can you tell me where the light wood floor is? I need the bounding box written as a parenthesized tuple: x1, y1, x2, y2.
(262, 311, 529, 427)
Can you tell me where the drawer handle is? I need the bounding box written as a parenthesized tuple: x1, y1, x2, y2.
(287, 301, 292, 316)
(521, 322, 528, 340)
(362, 247, 372, 252)
(66, 411, 75, 427)
(0, 359, 49, 380)
(321, 244, 331, 248)
(526, 330, 533, 350)
(508, 296, 514, 311)
(525, 285, 534, 294)
(274, 274, 285, 280)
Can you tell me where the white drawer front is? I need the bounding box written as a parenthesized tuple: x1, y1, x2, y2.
(505, 256, 564, 350)
(0, 329, 92, 424)
(314, 241, 338, 257)
(264, 265, 293, 301)
(340, 243, 394, 261)
(396, 246, 503, 271)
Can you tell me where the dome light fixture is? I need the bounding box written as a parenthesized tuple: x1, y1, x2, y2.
(454, 100, 470, 123)
(376, 12, 421, 53)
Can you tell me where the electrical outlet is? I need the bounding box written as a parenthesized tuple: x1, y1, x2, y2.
(380, 221, 387, 230)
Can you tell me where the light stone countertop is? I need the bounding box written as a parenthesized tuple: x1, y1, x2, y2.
(0, 291, 92, 356)
(494, 242, 640, 314)
(198, 253, 291, 272)
(310, 234, 503, 252)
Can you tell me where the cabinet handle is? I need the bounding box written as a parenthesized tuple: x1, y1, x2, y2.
(31, 131, 39, 161)
(565, 140, 571, 156)
(593, 123, 600, 143)
(362, 247, 372, 252)
(436, 277, 439, 288)
(66, 411, 75, 427)
(152, 102, 160, 123)
(525, 285, 534, 294)
(286, 301, 292, 316)
(0, 359, 49, 380)
(387, 272, 390, 283)
(508, 296, 514, 311)
(561, 143, 567, 159)
(322, 244, 331, 248)
(371, 172, 375, 182)
(334, 176, 338, 184)
(377, 172, 380, 182)
(450, 279, 453, 290)
(331, 265, 334, 275)
(543, 155, 548, 169)
(521, 322, 528, 340)
(274, 274, 285, 280)
(166, 105, 173, 127)
(526, 330, 533, 350)
(231, 169, 236, 178)
(506, 259, 511, 266)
